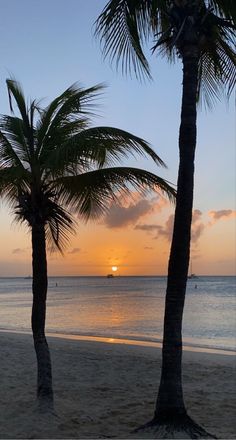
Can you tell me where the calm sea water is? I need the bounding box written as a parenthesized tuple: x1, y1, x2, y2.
(0, 276, 235, 351)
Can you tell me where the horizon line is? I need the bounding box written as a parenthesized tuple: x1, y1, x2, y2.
(0, 274, 235, 278)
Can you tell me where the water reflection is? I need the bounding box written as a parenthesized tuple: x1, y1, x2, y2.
(0, 276, 235, 350)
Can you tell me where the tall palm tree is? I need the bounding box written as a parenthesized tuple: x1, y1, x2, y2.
(0, 79, 175, 410)
(96, 0, 235, 437)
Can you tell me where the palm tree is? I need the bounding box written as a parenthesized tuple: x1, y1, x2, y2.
(0, 79, 175, 411)
(96, 0, 235, 437)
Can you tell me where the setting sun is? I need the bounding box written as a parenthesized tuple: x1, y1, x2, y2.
(112, 266, 118, 272)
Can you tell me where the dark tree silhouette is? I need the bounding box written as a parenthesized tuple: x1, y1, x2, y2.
(0, 79, 175, 411)
(96, 0, 235, 437)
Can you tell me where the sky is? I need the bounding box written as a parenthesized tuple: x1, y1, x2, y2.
(0, 0, 235, 277)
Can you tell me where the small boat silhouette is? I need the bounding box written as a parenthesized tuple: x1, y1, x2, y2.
(107, 274, 114, 278)
(188, 273, 198, 279)
(188, 260, 198, 279)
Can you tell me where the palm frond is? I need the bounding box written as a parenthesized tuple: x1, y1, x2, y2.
(0, 165, 30, 191)
(209, 0, 236, 24)
(95, 0, 155, 79)
(217, 33, 236, 97)
(0, 166, 30, 211)
(0, 184, 19, 209)
(55, 167, 176, 221)
(198, 20, 236, 107)
(36, 83, 104, 157)
(38, 118, 90, 169)
(6, 79, 34, 151)
(29, 99, 41, 130)
(0, 116, 31, 163)
(6, 79, 28, 118)
(0, 130, 26, 169)
(43, 126, 167, 175)
(45, 203, 76, 253)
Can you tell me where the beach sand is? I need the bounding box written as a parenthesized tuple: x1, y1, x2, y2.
(0, 331, 235, 439)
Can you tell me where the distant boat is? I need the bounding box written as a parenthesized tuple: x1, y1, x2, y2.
(188, 273, 198, 279)
(24, 275, 32, 279)
(188, 260, 198, 279)
(107, 274, 114, 278)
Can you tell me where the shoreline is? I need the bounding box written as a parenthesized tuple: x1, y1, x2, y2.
(0, 328, 235, 356)
(0, 330, 235, 438)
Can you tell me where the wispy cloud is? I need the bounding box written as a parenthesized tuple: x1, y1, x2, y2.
(135, 224, 159, 233)
(208, 209, 236, 222)
(154, 215, 174, 241)
(12, 248, 26, 255)
(191, 210, 205, 243)
(68, 247, 81, 254)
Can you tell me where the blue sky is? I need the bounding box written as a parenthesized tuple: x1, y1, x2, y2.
(0, 0, 235, 276)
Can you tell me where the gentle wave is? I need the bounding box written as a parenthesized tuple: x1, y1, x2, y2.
(0, 328, 235, 357)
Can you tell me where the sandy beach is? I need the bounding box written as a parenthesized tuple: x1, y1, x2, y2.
(0, 331, 235, 439)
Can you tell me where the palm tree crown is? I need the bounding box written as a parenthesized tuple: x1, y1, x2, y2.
(96, 0, 235, 106)
(0, 79, 175, 251)
(0, 79, 175, 408)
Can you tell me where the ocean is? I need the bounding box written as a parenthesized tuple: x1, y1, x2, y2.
(0, 276, 235, 352)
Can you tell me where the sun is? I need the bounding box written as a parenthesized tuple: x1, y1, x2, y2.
(112, 266, 118, 272)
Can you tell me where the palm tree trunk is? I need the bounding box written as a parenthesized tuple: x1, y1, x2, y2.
(31, 222, 53, 409)
(154, 47, 199, 421)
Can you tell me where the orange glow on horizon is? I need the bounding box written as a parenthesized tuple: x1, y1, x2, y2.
(0, 205, 235, 277)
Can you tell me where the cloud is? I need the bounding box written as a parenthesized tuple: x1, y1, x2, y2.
(103, 195, 166, 228)
(144, 246, 154, 250)
(104, 199, 151, 228)
(135, 216, 174, 241)
(134, 206, 236, 252)
(136, 210, 205, 245)
(192, 209, 202, 221)
(209, 210, 236, 221)
(191, 223, 205, 243)
(135, 224, 159, 232)
(190, 210, 205, 243)
(68, 247, 81, 254)
(12, 248, 25, 255)
(191, 249, 202, 260)
(155, 215, 174, 241)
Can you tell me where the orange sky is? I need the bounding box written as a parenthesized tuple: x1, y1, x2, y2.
(0, 193, 235, 277)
